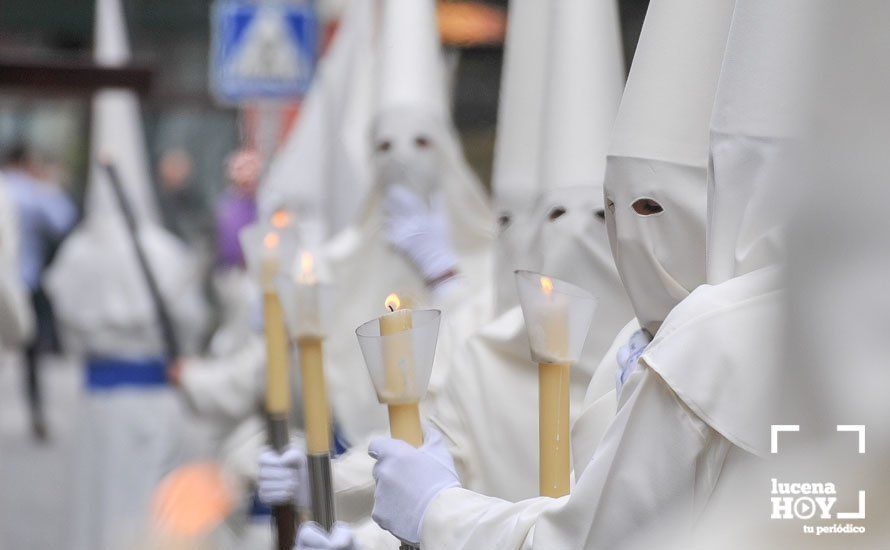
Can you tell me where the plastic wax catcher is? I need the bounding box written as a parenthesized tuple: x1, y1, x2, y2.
(275, 266, 333, 340)
(515, 270, 597, 364)
(355, 309, 441, 404)
(238, 220, 301, 289)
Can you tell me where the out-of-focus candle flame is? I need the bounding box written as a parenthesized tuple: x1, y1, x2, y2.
(385, 293, 401, 312)
(540, 276, 554, 297)
(271, 211, 292, 229)
(263, 232, 279, 250)
(298, 251, 316, 284)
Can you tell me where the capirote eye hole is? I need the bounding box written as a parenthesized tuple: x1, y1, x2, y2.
(497, 213, 512, 229)
(632, 198, 664, 216)
(414, 135, 431, 149)
(606, 198, 616, 213)
(376, 140, 392, 153)
(594, 208, 606, 221)
(548, 206, 567, 221)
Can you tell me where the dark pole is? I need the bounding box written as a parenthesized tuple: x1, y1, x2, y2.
(100, 159, 180, 360)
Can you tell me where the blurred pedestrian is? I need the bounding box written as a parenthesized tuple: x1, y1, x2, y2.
(2, 143, 76, 440)
(0, 171, 34, 359)
(216, 148, 260, 270)
(157, 148, 203, 241)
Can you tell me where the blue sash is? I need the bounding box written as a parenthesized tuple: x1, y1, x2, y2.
(85, 356, 168, 391)
(249, 491, 272, 518)
(332, 422, 350, 456)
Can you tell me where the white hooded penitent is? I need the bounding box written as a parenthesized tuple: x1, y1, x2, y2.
(44, 1, 206, 548)
(603, 0, 732, 335)
(488, 0, 550, 315)
(46, 0, 206, 357)
(318, 0, 494, 446)
(643, 0, 811, 462)
(414, 0, 739, 548)
(425, 0, 632, 502)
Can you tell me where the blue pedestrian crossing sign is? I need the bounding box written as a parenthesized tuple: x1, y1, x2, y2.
(211, 0, 318, 104)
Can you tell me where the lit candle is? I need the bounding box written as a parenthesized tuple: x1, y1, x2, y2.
(293, 251, 337, 531)
(294, 252, 331, 455)
(262, 232, 291, 418)
(536, 276, 570, 497)
(379, 293, 423, 448)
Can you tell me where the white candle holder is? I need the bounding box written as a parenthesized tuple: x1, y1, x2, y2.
(239, 221, 301, 289)
(276, 272, 333, 341)
(515, 270, 597, 364)
(355, 309, 441, 405)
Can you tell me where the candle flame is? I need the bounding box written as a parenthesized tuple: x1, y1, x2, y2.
(540, 276, 554, 297)
(270, 211, 292, 229)
(298, 251, 316, 284)
(385, 293, 401, 312)
(263, 232, 279, 250)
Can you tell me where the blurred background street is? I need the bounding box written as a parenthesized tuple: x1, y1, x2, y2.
(0, 355, 77, 549)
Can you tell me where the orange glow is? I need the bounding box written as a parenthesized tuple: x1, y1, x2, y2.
(150, 462, 234, 537)
(263, 232, 279, 250)
(540, 276, 554, 297)
(271, 210, 292, 229)
(437, 2, 506, 46)
(299, 251, 316, 284)
(385, 293, 401, 312)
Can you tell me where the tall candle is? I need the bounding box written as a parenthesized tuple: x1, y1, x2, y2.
(295, 252, 332, 454)
(537, 276, 570, 497)
(379, 294, 423, 448)
(262, 232, 291, 417)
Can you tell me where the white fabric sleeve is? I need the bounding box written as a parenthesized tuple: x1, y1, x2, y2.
(420, 368, 720, 549)
(333, 434, 380, 523)
(179, 336, 264, 422)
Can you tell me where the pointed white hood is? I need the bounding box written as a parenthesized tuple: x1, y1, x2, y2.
(603, 0, 735, 334)
(529, 0, 629, 369)
(317, 0, 494, 444)
(375, 0, 447, 119)
(489, 0, 550, 314)
(86, 0, 158, 225)
(44, 0, 207, 357)
(491, 0, 549, 207)
(538, 0, 623, 192)
(428, 0, 632, 504)
(706, 0, 811, 284)
(258, 0, 377, 242)
(643, 0, 813, 456)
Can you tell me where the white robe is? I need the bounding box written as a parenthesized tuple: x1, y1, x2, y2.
(430, 313, 636, 502)
(46, 222, 207, 550)
(419, 269, 782, 549)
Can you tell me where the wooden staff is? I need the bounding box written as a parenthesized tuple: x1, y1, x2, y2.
(537, 276, 571, 497)
(261, 234, 297, 550)
(297, 334, 336, 532)
(379, 296, 422, 550)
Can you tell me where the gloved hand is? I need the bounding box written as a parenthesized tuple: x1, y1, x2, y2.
(615, 329, 653, 396)
(296, 521, 357, 550)
(368, 427, 460, 545)
(382, 184, 458, 287)
(257, 446, 309, 508)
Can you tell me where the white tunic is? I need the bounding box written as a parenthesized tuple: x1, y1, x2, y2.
(419, 269, 782, 549)
(46, 223, 207, 550)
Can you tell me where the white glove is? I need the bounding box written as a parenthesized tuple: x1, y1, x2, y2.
(383, 184, 458, 286)
(368, 427, 460, 545)
(257, 446, 309, 508)
(615, 329, 653, 396)
(296, 522, 357, 550)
